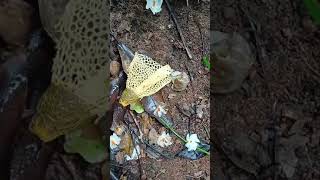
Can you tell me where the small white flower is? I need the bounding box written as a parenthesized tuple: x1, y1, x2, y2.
(185, 134, 200, 151)
(110, 133, 121, 150)
(146, 0, 163, 15)
(153, 104, 167, 117)
(125, 145, 141, 161)
(157, 131, 173, 147)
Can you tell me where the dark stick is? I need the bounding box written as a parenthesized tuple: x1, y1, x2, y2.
(123, 114, 174, 159)
(194, 16, 205, 58)
(164, 0, 193, 59)
(110, 171, 119, 180)
(123, 113, 143, 180)
(239, 6, 266, 78)
(269, 100, 278, 180)
(299, 41, 320, 84)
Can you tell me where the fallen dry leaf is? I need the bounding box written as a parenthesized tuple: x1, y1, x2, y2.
(140, 112, 154, 135)
(119, 132, 133, 155)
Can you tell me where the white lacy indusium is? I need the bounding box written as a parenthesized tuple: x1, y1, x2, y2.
(146, 0, 163, 15)
(185, 134, 200, 151)
(157, 131, 173, 147)
(125, 145, 141, 161)
(110, 133, 121, 150)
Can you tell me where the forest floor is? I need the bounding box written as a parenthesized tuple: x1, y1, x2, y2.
(110, 0, 210, 179)
(212, 0, 320, 179)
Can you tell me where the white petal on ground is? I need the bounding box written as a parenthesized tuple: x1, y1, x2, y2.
(146, 0, 163, 15)
(125, 145, 141, 161)
(157, 131, 173, 147)
(110, 133, 121, 149)
(185, 133, 200, 151)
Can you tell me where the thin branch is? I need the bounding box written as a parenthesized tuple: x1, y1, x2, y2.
(110, 170, 119, 180)
(123, 116, 174, 159)
(123, 114, 143, 179)
(128, 110, 144, 140)
(164, 0, 193, 59)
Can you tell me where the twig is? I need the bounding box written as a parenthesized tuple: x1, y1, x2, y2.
(202, 124, 210, 140)
(239, 6, 266, 78)
(184, 61, 194, 91)
(194, 16, 205, 58)
(164, 0, 193, 59)
(186, 173, 204, 179)
(59, 155, 83, 180)
(299, 41, 320, 84)
(123, 116, 142, 179)
(128, 110, 144, 140)
(155, 169, 166, 179)
(110, 32, 119, 44)
(110, 163, 124, 168)
(110, 171, 119, 180)
(270, 100, 278, 180)
(123, 117, 174, 159)
(302, 57, 320, 83)
(188, 104, 197, 136)
(144, 141, 174, 159)
(187, 112, 191, 136)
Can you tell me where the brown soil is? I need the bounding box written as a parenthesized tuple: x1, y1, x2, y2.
(212, 0, 320, 179)
(111, 0, 210, 179)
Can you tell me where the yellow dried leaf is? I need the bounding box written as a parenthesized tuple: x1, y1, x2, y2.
(119, 132, 133, 155)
